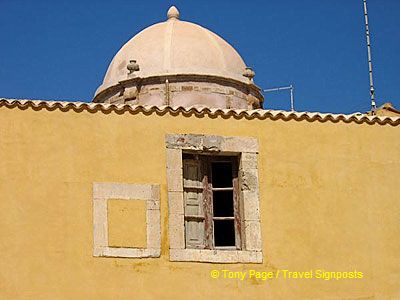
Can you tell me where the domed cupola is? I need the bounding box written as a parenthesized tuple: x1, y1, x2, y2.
(93, 6, 263, 109)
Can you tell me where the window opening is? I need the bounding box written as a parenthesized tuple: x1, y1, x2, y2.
(183, 154, 240, 250)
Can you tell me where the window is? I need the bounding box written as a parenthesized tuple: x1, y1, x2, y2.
(166, 134, 262, 263)
(183, 154, 241, 249)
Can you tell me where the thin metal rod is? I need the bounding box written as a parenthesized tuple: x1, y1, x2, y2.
(290, 85, 294, 112)
(363, 0, 377, 111)
(263, 86, 292, 92)
(263, 85, 295, 111)
(165, 78, 170, 105)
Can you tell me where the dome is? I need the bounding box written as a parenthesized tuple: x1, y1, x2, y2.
(93, 6, 263, 109)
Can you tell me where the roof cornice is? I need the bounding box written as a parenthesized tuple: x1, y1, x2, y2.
(0, 99, 399, 126)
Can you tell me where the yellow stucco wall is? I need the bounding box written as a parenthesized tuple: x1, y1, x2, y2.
(107, 199, 147, 248)
(0, 106, 399, 299)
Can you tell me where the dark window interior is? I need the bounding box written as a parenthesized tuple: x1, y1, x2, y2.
(213, 191, 234, 217)
(214, 220, 236, 247)
(212, 162, 233, 187)
(182, 153, 196, 160)
(211, 160, 236, 247)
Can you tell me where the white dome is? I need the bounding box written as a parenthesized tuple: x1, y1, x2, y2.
(95, 6, 249, 96)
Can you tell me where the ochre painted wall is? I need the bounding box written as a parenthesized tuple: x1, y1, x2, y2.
(0, 106, 399, 299)
(107, 199, 147, 248)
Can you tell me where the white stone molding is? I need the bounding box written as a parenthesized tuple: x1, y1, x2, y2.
(166, 134, 262, 263)
(92, 183, 161, 258)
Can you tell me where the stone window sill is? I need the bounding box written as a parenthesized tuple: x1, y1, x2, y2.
(170, 249, 262, 264)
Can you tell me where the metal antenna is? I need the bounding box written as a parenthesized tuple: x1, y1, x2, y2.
(363, 0, 377, 112)
(263, 85, 295, 111)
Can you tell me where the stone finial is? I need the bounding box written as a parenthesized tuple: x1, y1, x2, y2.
(243, 67, 255, 83)
(167, 6, 180, 20)
(127, 60, 140, 76)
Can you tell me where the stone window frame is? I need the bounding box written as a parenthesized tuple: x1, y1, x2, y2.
(92, 182, 161, 258)
(166, 134, 262, 263)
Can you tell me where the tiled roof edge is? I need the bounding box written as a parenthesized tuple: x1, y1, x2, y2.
(0, 98, 399, 126)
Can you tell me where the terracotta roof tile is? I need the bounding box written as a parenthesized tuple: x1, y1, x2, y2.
(0, 98, 399, 126)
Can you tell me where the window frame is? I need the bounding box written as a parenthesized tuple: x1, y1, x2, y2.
(166, 134, 262, 264)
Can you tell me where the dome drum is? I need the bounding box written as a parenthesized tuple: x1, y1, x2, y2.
(93, 74, 263, 109)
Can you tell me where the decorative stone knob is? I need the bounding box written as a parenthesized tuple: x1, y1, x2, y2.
(127, 60, 140, 75)
(243, 67, 255, 82)
(167, 6, 180, 20)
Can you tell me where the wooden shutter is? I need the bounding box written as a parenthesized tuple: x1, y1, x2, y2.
(232, 157, 242, 250)
(202, 157, 214, 249)
(183, 159, 205, 248)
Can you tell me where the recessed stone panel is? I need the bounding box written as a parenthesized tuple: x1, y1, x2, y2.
(107, 199, 147, 248)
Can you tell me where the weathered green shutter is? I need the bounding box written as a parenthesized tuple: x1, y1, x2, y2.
(183, 159, 205, 248)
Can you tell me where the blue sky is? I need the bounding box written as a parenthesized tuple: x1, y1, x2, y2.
(0, 0, 399, 113)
